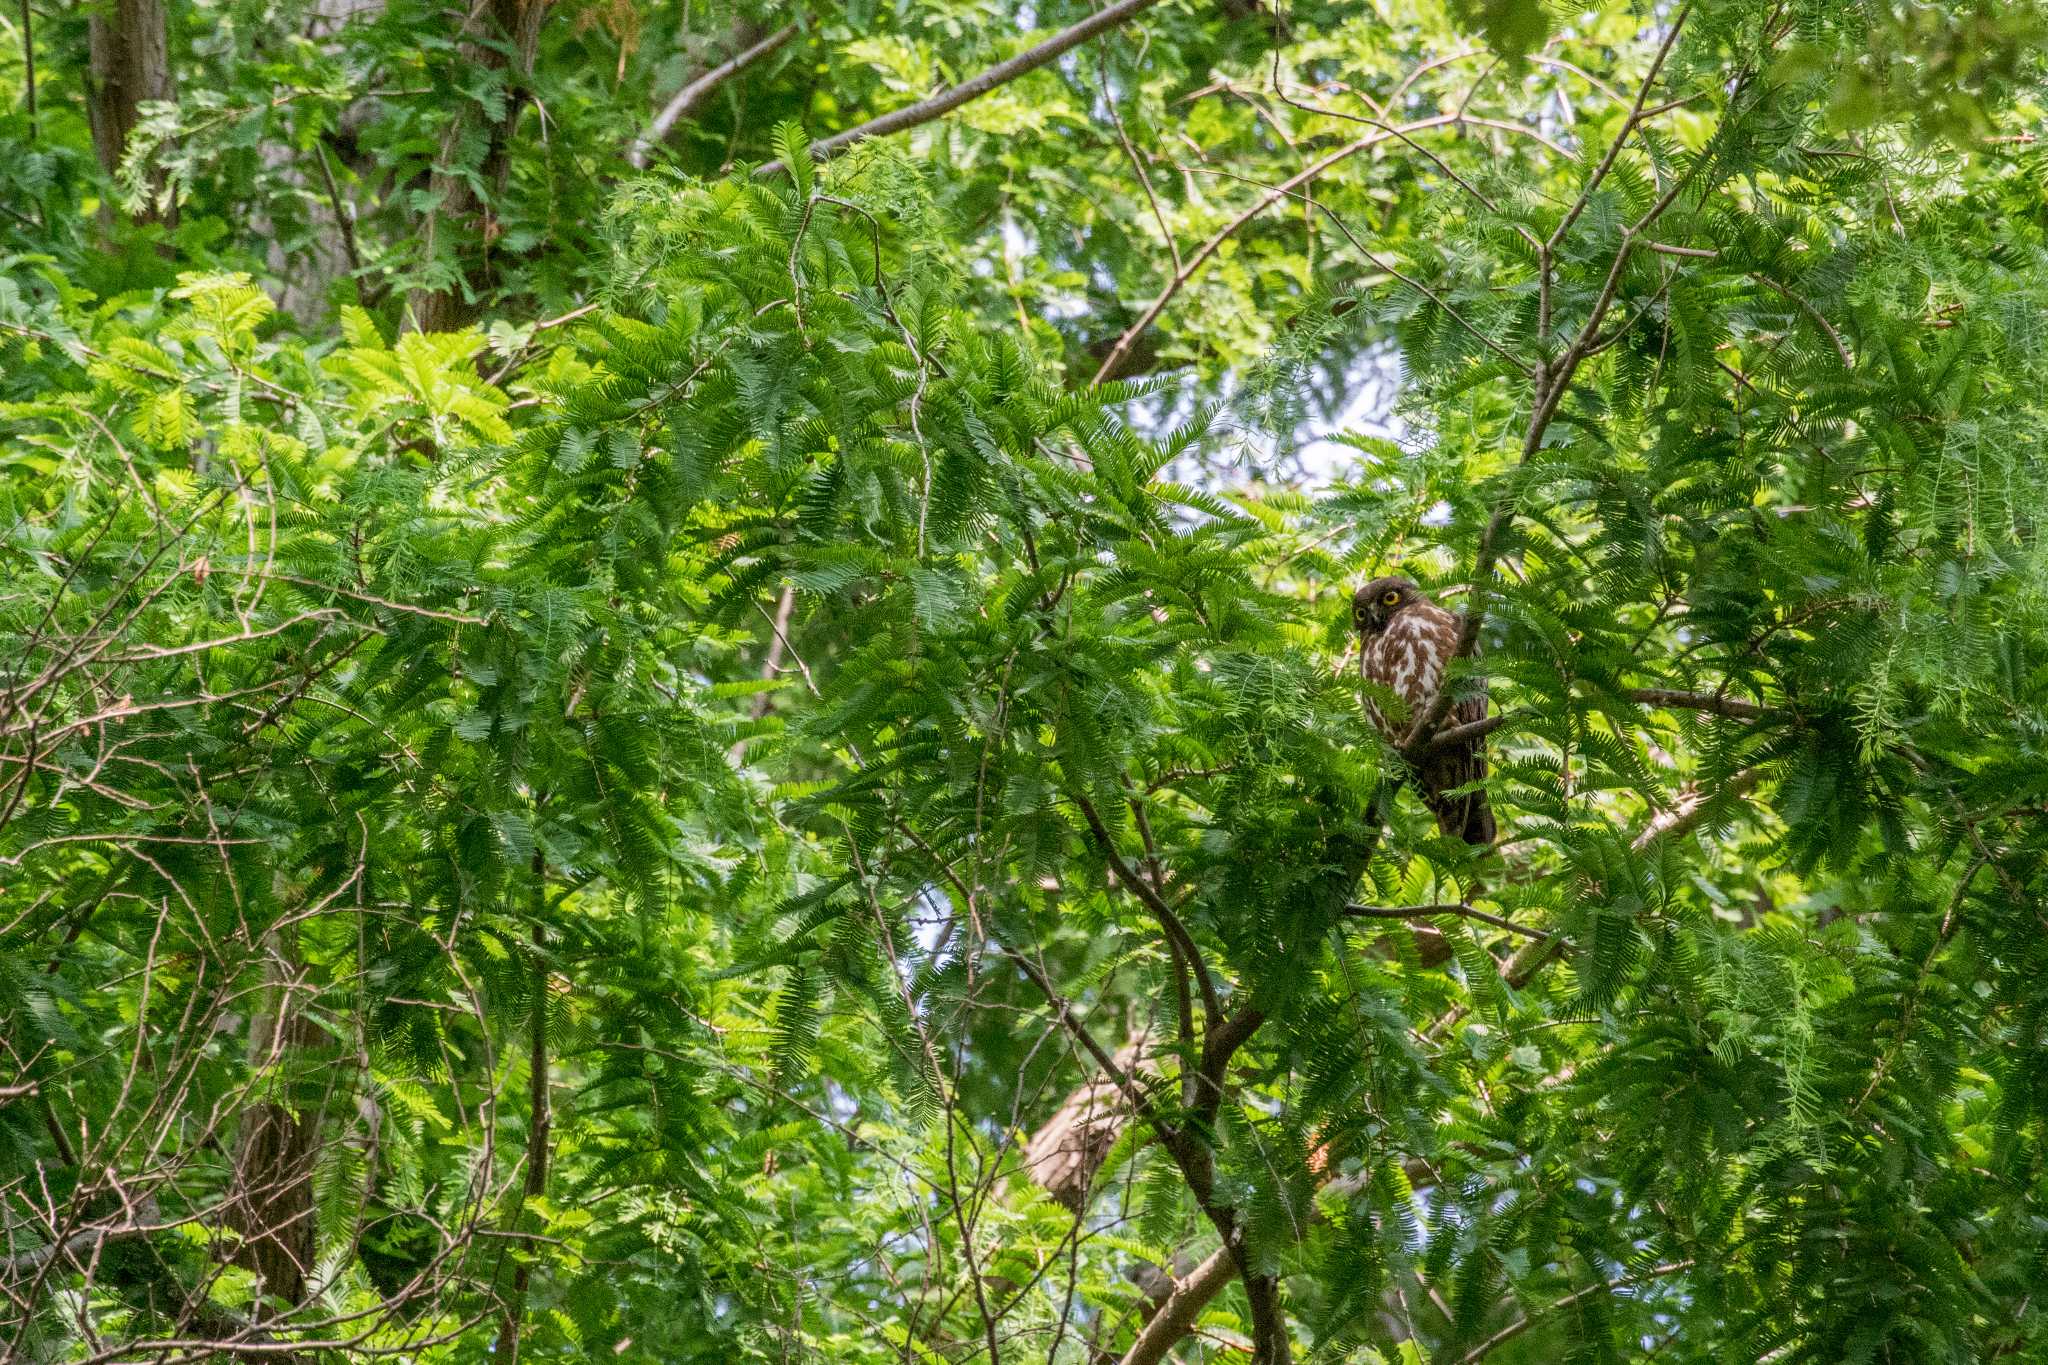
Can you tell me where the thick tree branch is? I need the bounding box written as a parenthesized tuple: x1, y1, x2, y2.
(759, 0, 1163, 176)
(1117, 1245, 1235, 1365)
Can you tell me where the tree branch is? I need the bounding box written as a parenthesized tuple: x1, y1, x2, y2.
(1003, 948, 1286, 1363)
(1415, 688, 1778, 757)
(1454, 1261, 1693, 1364)
(1071, 789, 1224, 1031)
(492, 856, 553, 1365)
(1117, 1245, 1235, 1365)
(629, 22, 798, 169)
(1748, 270, 1853, 370)
(1344, 902, 1549, 943)
(1403, 7, 1702, 755)
(1425, 766, 1766, 1042)
(1620, 687, 1776, 720)
(1091, 110, 1558, 385)
(759, 0, 1163, 176)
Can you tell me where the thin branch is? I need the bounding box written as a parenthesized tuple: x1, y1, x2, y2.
(1454, 1261, 1693, 1364)
(759, 0, 1163, 175)
(492, 858, 553, 1365)
(1620, 687, 1775, 720)
(311, 138, 367, 295)
(1184, 158, 1530, 375)
(1070, 790, 1223, 1030)
(17, 0, 35, 144)
(1000, 948, 1165, 1136)
(629, 22, 799, 168)
(1546, 4, 1693, 252)
(1092, 110, 1559, 385)
(1100, 46, 1182, 275)
(482, 303, 601, 387)
(1343, 902, 1549, 943)
(1402, 7, 1701, 756)
(1748, 270, 1854, 369)
(1643, 239, 1716, 257)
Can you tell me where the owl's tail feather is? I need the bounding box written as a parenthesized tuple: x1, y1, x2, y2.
(1420, 733, 1496, 847)
(1427, 788, 1496, 846)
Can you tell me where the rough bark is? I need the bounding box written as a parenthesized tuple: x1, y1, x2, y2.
(408, 0, 549, 333)
(85, 0, 176, 221)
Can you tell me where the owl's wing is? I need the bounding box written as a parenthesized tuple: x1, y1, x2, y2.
(1419, 611, 1494, 845)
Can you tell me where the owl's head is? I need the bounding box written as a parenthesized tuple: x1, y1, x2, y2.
(1352, 576, 1418, 635)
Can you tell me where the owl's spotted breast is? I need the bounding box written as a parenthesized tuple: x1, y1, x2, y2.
(1356, 589, 1494, 846)
(1359, 601, 1460, 735)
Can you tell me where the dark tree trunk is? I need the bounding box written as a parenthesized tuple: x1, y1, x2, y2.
(407, 0, 548, 333)
(86, 0, 175, 222)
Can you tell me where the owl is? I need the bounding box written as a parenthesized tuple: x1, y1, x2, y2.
(1353, 575, 1496, 846)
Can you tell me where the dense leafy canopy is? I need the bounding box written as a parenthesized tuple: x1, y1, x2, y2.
(3, 1, 2048, 1363)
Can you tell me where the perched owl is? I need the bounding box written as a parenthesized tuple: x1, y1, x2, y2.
(1353, 575, 1495, 846)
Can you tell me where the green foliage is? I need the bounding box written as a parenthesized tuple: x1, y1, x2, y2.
(4, 1, 2048, 1363)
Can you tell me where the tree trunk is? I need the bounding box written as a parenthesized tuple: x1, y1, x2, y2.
(224, 933, 322, 1311)
(86, 0, 175, 221)
(263, 0, 385, 324)
(407, 0, 548, 333)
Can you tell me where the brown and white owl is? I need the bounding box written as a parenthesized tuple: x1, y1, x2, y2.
(1353, 575, 1495, 846)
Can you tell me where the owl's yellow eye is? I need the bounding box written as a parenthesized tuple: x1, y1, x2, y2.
(1381, 590, 1400, 606)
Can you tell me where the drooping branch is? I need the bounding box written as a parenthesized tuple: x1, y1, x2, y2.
(758, 0, 1163, 176)
(628, 22, 799, 169)
(1747, 270, 1855, 370)
(1091, 111, 1560, 385)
